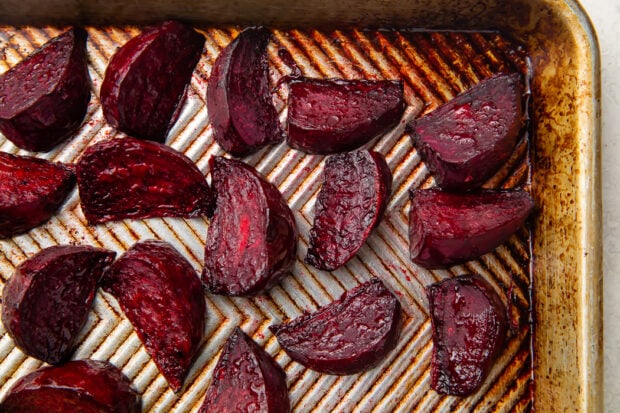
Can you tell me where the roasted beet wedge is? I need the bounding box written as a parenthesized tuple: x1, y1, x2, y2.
(207, 27, 284, 156)
(202, 157, 298, 296)
(0, 152, 75, 238)
(305, 150, 392, 271)
(427, 275, 508, 396)
(0, 28, 91, 152)
(270, 278, 401, 375)
(1, 245, 115, 364)
(199, 328, 290, 413)
(0, 359, 141, 413)
(409, 188, 534, 269)
(76, 137, 213, 224)
(287, 78, 404, 154)
(101, 240, 205, 392)
(407, 73, 524, 190)
(100, 21, 204, 142)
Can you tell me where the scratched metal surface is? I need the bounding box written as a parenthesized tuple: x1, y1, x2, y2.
(0, 26, 533, 412)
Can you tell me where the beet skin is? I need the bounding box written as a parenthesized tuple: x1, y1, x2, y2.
(408, 73, 524, 190)
(0, 359, 141, 413)
(0, 152, 75, 238)
(101, 240, 206, 392)
(409, 188, 534, 269)
(0, 28, 91, 152)
(100, 20, 204, 142)
(1, 245, 115, 364)
(427, 275, 508, 396)
(76, 137, 213, 224)
(287, 78, 404, 154)
(207, 27, 284, 156)
(270, 278, 401, 375)
(202, 156, 298, 296)
(305, 150, 392, 271)
(199, 327, 290, 413)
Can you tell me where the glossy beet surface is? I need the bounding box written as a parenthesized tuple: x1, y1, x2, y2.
(0, 359, 141, 413)
(287, 78, 404, 154)
(100, 20, 204, 142)
(1, 245, 115, 364)
(199, 328, 290, 413)
(0, 152, 75, 238)
(409, 188, 534, 269)
(408, 73, 524, 190)
(76, 137, 213, 224)
(427, 275, 508, 396)
(202, 157, 298, 296)
(270, 278, 401, 375)
(0, 28, 91, 152)
(207, 27, 284, 156)
(305, 150, 392, 271)
(101, 240, 206, 392)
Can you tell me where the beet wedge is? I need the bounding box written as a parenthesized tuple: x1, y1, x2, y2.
(0, 152, 75, 238)
(2, 245, 115, 364)
(76, 137, 213, 224)
(202, 156, 298, 296)
(207, 27, 284, 156)
(0, 28, 91, 152)
(0, 359, 141, 413)
(305, 150, 392, 271)
(101, 240, 206, 392)
(408, 73, 524, 191)
(287, 78, 405, 154)
(100, 21, 204, 142)
(427, 275, 508, 396)
(199, 328, 290, 413)
(409, 188, 534, 269)
(270, 278, 401, 375)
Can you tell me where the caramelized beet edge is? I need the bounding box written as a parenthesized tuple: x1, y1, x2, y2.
(270, 278, 401, 375)
(0, 28, 91, 152)
(407, 73, 525, 191)
(305, 150, 392, 271)
(408, 188, 534, 269)
(0, 359, 141, 413)
(2, 246, 115, 364)
(76, 137, 213, 224)
(286, 78, 405, 154)
(199, 327, 290, 413)
(100, 20, 205, 142)
(427, 275, 508, 396)
(207, 27, 284, 156)
(0, 152, 75, 238)
(101, 240, 206, 392)
(202, 156, 298, 296)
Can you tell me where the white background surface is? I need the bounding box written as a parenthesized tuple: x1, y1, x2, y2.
(580, 0, 620, 411)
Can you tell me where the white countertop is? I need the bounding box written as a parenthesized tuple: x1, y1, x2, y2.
(580, 0, 620, 411)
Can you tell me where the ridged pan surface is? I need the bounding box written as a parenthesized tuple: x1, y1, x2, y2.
(0, 26, 533, 412)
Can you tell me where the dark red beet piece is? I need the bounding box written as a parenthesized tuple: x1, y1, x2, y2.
(100, 20, 204, 142)
(0, 359, 141, 413)
(199, 327, 290, 413)
(0, 28, 91, 152)
(427, 274, 508, 396)
(1, 245, 115, 364)
(407, 73, 524, 190)
(408, 188, 534, 269)
(202, 156, 298, 296)
(305, 150, 392, 271)
(0, 152, 75, 238)
(101, 240, 205, 392)
(76, 137, 213, 224)
(270, 278, 401, 375)
(207, 27, 284, 156)
(286, 78, 404, 154)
